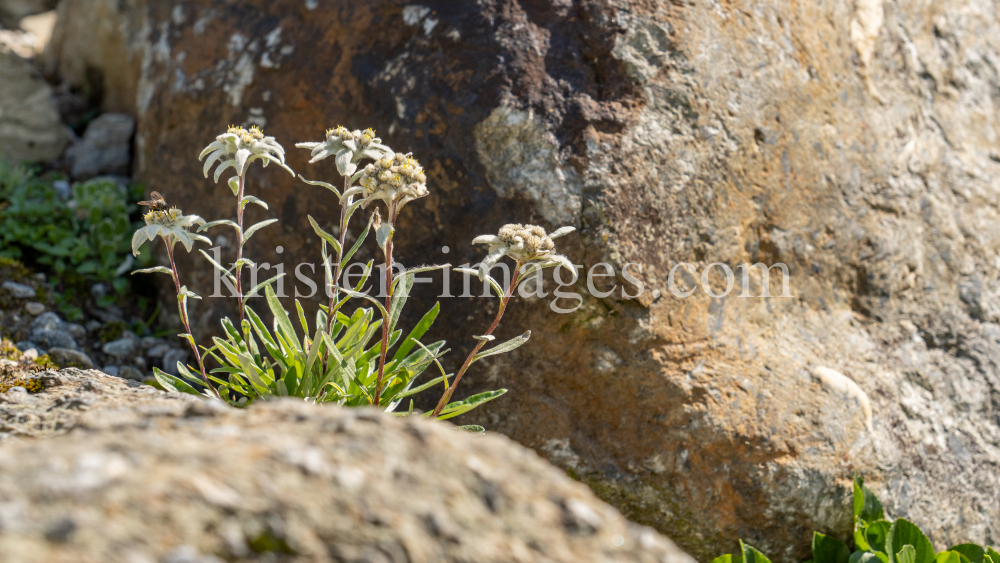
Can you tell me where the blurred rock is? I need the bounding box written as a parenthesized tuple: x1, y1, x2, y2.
(161, 348, 188, 376)
(0, 46, 65, 162)
(46, 347, 94, 369)
(15, 341, 41, 354)
(2, 281, 35, 299)
(117, 365, 143, 381)
(23, 302, 44, 315)
(102, 337, 136, 358)
(0, 370, 693, 563)
(101, 365, 119, 377)
(71, 113, 135, 179)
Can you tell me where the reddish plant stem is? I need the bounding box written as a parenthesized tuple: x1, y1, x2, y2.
(234, 171, 247, 326)
(166, 242, 220, 400)
(432, 264, 522, 417)
(372, 219, 395, 407)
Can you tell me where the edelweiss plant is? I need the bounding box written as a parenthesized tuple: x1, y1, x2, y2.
(130, 206, 218, 398)
(198, 125, 295, 325)
(137, 122, 577, 429)
(435, 223, 575, 417)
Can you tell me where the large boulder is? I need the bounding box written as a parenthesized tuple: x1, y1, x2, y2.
(0, 370, 694, 563)
(48, 1, 1000, 560)
(0, 45, 65, 162)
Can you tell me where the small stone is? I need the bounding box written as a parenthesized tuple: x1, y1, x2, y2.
(47, 348, 95, 369)
(85, 320, 102, 332)
(52, 179, 71, 199)
(72, 113, 135, 179)
(63, 323, 86, 340)
(102, 365, 120, 377)
(5, 386, 27, 394)
(0, 358, 17, 368)
(162, 348, 189, 376)
(31, 311, 62, 332)
(140, 336, 165, 350)
(102, 337, 136, 358)
(24, 302, 45, 315)
(118, 366, 143, 381)
(2, 281, 36, 299)
(147, 343, 171, 358)
(90, 283, 107, 299)
(20, 348, 38, 362)
(31, 329, 77, 351)
(133, 356, 147, 372)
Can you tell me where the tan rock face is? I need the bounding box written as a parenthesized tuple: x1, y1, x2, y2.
(49, 0, 1000, 560)
(0, 46, 65, 162)
(0, 370, 694, 563)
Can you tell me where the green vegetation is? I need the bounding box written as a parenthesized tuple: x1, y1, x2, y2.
(0, 160, 147, 319)
(713, 476, 999, 563)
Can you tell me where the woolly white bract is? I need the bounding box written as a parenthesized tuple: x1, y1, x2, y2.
(199, 125, 294, 183)
(131, 208, 210, 256)
(473, 224, 576, 282)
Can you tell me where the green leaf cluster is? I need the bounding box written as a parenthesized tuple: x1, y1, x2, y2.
(0, 160, 145, 297)
(712, 477, 999, 563)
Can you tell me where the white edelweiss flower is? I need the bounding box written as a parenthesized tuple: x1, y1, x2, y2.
(294, 125, 392, 177)
(473, 224, 576, 282)
(343, 151, 429, 220)
(131, 208, 211, 256)
(199, 125, 294, 183)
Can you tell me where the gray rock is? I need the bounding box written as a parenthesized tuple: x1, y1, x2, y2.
(30, 311, 61, 332)
(23, 302, 45, 315)
(0, 48, 65, 163)
(0, 370, 693, 563)
(30, 329, 76, 351)
(146, 342, 171, 358)
(101, 365, 119, 377)
(161, 348, 188, 376)
(140, 336, 165, 350)
(71, 113, 134, 179)
(47, 347, 94, 369)
(84, 320, 102, 332)
(102, 337, 136, 358)
(117, 366, 143, 381)
(89, 305, 123, 323)
(133, 356, 147, 373)
(63, 322, 86, 340)
(51, 179, 71, 199)
(20, 348, 37, 362)
(15, 341, 42, 354)
(2, 281, 36, 299)
(89, 283, 107, 299)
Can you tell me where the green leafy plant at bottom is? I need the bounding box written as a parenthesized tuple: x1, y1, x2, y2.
(712, 477, 1000, 563)
(153, 280, 506, 423)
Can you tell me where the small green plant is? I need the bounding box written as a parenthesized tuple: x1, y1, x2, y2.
(712, 476, 1000, 563)
(132, 125, 577, 427)
(0, 159, 147, 316)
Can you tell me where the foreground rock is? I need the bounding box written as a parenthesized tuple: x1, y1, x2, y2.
(0, 370, 693, 563)
(0, 45, 65, 162)
(50, 0, 1000, 559)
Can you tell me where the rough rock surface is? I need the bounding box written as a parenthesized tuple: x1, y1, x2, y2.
(71, 113, 135, 179)
(0, 370, 694, 563)
(0, 45, 65, 162)
(49, 0, 1000, 560)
